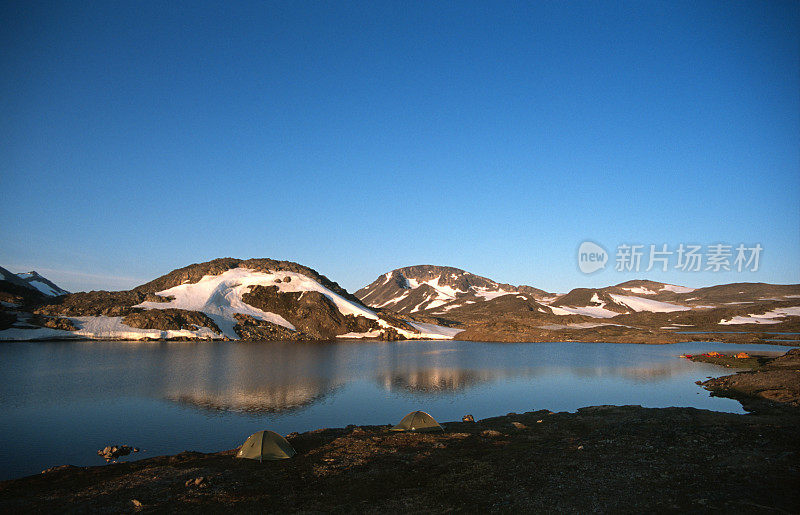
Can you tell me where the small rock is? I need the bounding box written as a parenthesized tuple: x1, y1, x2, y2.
(131, 499, 143, 508)
(462, 414, 475, 422)
(512, 422, 527, 430)
(481, 430, 503, 437)
(185, 476, 209, 488)
(41, 465, 74, 474)
(577, 445, 584, 450)
(283, 277, 291, 283)
(97, 444, 134, 461)
(536, 419, 543, 423)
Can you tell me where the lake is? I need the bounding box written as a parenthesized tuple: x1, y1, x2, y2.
(0, 339, 793, 480)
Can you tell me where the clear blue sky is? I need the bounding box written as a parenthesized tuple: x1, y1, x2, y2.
(1, 1, 798, 294)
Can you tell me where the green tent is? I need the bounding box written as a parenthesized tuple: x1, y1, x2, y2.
(235, 430, 296, 461)
(390, 410, 443, 432)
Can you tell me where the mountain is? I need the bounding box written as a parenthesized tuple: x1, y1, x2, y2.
(15, 271, 69, 297)
(355, 265, 550, 315)
(2, 259, 799, 343)
(0, 258, 462, 341)
(548, 284, 692, 318)
(358, 268, 800, 342)
(0, 266, 69, 305)
(548, 281, 800, 317)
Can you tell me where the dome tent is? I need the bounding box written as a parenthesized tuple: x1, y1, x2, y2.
(235, 430, 296, 461)
(390, 410, 443, 432)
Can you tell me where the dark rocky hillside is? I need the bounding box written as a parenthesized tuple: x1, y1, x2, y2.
(356, 265, 550, 314)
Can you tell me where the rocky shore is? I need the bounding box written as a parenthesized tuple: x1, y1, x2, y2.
(693, 348, 800, 412)
(1, 350, 798, 513)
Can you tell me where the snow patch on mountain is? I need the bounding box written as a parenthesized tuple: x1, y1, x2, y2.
(134, 268, 371, 338)
(24, 280, 62, 297)
(473, 287, 517, 301)
(375, 291, 409, 308)
(0, 316, 222, 341)
(407, 321, 464, 339)
(660, 284, 695, 293)
(607, 294, 690, 313)
(549, 305, 620, 318)
(408, 276, 462, 299)
(719, 306, 800, 325)
(622, 286, 658, 295)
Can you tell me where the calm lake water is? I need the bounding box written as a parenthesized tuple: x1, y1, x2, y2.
(0, 339, 793, 480)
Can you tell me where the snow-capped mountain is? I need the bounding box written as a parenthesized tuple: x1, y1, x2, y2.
(546, 281, 800, 318)
(0, 266, 69, 298)
(356, 265, 550, 314)
(548, 287, 690, 318)
(612, 279, 695, 297)
(15, 271, 69, 297)
(2, 259, 798, 343)
(0, 266, 31, 290)
(0, 258, 462, 341)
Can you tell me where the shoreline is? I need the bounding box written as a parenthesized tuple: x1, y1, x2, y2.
(1, 333, 799, 345)
(1, 405, 797, 512)
(2, 353, 799, 512)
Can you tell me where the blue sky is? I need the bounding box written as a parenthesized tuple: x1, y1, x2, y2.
(1, 1, 798, 294)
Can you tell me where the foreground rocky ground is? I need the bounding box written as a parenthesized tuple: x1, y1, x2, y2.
(2, 349, 799, 513)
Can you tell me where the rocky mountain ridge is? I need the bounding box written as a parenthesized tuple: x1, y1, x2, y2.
(0, 259, 460, 342)
(0, 266, 69, 308)
(2, 259, 799, 343)
(356, 266, 800, 343)
(355, 265, 550, 315)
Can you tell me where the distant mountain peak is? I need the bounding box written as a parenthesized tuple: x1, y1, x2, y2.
(0, 266, 68, 297)
(356, 265, 549, 314)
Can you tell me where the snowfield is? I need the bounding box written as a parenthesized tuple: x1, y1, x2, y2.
(0, 316, 221, 341)
(719, 307, 800, 325)
(134, 268, 309, 338)
(26, 280, 63, 297)
(547, 293, 689, 318)
(619, 284, 694, 295)
(607, 294, 690, 313)
(660, 284, 695, 293)
(548, 305, 620, 318)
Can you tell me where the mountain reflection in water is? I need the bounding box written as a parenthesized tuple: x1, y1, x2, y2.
(142, 340, 787, 411)
(1, 339, 793, 481)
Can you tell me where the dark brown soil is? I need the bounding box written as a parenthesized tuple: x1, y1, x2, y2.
(1, 406, 797, 513)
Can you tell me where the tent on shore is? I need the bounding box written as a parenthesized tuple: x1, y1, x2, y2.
(235, 430, 296, 461)
(391, 410, 443, 432)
